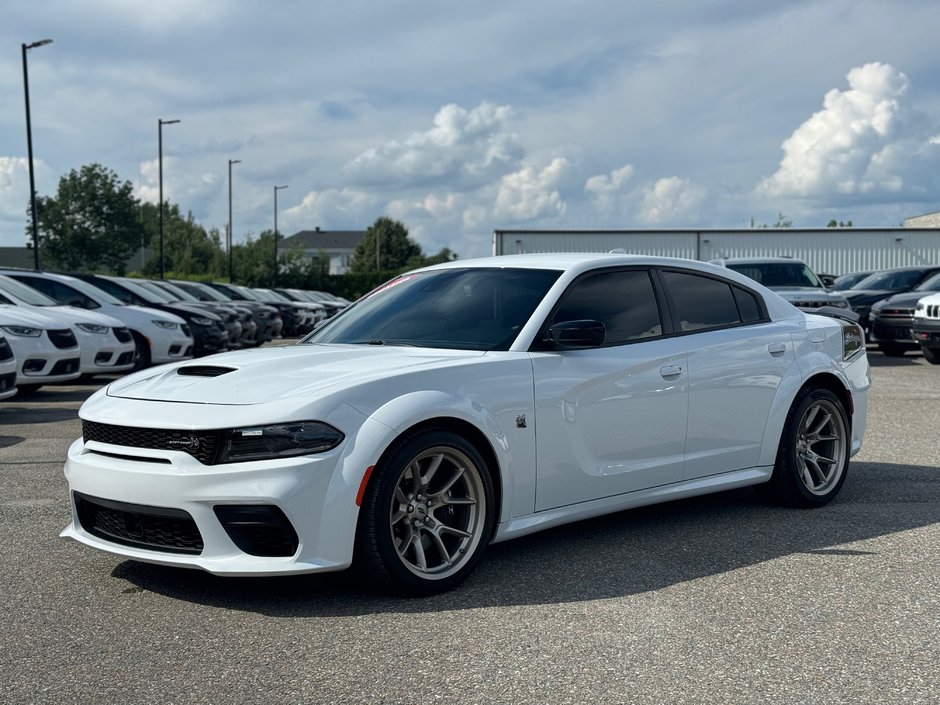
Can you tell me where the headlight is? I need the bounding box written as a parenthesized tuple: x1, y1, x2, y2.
(0, 325, 42, 337)
(831, 300, 849, 309)
(190, 316, 214, 326)
(217, 421, 344, 463)
(76, 323, 109, 334)
(916, 302, 925, 311)
(152, 320, 179, 330)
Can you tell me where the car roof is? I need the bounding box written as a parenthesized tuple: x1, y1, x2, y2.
(711, 257, 807, 265)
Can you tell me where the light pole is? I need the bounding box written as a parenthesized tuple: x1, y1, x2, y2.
(227, 159, 241, 283)
(273, 185, 288, 288)
(22, 38, 53, 271)
(157, 118, 180, 279)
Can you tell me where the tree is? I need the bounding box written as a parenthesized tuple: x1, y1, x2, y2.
(750, 213, 793, 229)
(350, 217, 423, 273)
(32, 164, 142, 273)
(139, 202, 227, 278)
(826, 219, 853, 227)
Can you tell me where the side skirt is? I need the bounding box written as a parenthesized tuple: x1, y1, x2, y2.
(491, 466, 773, 544)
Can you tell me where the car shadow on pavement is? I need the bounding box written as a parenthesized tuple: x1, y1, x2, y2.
(1, 405, 80, 425)
(867, 352, 923, 367)
(112, 460, 940, 615)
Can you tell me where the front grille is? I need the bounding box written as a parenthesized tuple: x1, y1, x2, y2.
(791, 300, 828, 309)
(50, 358, 80, 375)
(0, 337, 12, 362)
(82, 419, 221, 465)
(113, 327, 132, 343)
(875, 325, 912, 341)
(0, 372, 15, 392)
(928, 304, 940, 318)
(47, 329, 77, 349)
(74, 492, 203, 554)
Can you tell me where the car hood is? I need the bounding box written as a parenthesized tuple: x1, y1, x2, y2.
(0, 304, 66, 328)
(106, 344, 487, 405)
(844, 289, 898, 304)
(873, 291, 936, 310)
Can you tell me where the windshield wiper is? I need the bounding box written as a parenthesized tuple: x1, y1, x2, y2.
(366, 339, 417, 347)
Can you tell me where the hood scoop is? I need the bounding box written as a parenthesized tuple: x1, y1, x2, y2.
(176, 365, 237, 378)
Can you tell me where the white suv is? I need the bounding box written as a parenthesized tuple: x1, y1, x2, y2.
(1, 271, 193, 369)
(0, 275, 135, 377)
(0, 306, 81, 391)
(912, 292, 940, 364)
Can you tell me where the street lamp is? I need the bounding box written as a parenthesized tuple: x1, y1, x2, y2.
(227, 159, 241, 283)
(157, 118, 181, 279)
(273, 185, 289, 288)
(22, 38, 53, 271)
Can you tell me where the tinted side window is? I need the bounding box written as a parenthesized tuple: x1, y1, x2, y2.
(661, 271, 740, 332)
(552, 270, 662, 344)
(13, 277, 99, 310)
(733, 287, 761, 323)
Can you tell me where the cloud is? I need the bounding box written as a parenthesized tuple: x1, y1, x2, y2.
(639, 176, 706, 223)
(344, 102, 524, 188)
(585, 164, 636, 210)
(493, 158, 570, 221)
(283, 188, 380, 231)
(0, 157, 30, 218)
(758, 62, 913, 198)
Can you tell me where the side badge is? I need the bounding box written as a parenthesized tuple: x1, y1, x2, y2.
(516, 414, 527, 429)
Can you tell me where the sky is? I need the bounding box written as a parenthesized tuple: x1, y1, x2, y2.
(2, 0, 940, 260)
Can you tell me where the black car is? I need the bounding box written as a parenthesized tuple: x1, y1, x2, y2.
(843, 266, 940, 334)
(164, 280, 262, 347)
(868, 272, 940, 356)
(143, 280, 248, 349)
(201, 282, 283, 342)
(69, 274, 228, 357)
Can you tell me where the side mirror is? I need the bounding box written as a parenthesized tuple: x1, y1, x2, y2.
(548, 319, 606, 349)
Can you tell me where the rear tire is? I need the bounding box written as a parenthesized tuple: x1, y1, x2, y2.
(757, 388, 850, 507)
(354, 428, 496, 595)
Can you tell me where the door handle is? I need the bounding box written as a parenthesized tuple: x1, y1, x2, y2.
(660, 364, 682, 378)
(768, 342, 787, 356)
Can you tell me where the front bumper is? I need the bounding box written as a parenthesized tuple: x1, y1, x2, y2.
(869, 315, 917, 347)
(912, 317, 940, 346)
(60, 414, 369, 575)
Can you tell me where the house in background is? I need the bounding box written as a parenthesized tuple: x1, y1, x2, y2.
(278, 227, 365, 275)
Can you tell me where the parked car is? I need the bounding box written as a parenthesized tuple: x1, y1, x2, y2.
(60, 254, 869, 594)
(67, 274, 229, 358)
(867, 272, 940, 356)
(912, 292, 940, 364)
(0, 275, 135, 378)
(843, 266, 940, 333)
(293, 289, 349, 317)
(275, 288, 344, 321)
(710, 257, 851, 311)
(0, 333, 17, 400)
(0, 270, 193, 370)
(143, 280, 247, 349)
(831, 271, 875, 291)
(159, 280, 259, 348)
(0, 306, 81, 392)
(201, 282, 283, 341)
(253, 288, 326, 335)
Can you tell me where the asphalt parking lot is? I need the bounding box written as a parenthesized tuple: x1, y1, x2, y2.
(1, 351, 938, 705)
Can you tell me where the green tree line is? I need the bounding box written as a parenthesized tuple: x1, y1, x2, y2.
(27, 163, 457, 298)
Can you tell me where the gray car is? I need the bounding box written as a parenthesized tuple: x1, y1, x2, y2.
(711, 257, 851, 311)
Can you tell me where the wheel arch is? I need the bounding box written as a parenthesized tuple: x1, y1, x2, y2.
(360, 415, 504, 539)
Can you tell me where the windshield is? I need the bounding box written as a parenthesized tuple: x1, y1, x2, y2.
(155, 281, 198, 302)
(117, 279, 169, 304)
(177, 282, 231, 302)
(305, 267, 560, 351)
(726, 262, 822, 289)
(62, 277, 125, 305)
(0, 275, 58, 305)
(914, 272, 940, 292)
(854, 269, 927, 290)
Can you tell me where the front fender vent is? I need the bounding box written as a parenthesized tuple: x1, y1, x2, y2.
(176, 365, 237, 377)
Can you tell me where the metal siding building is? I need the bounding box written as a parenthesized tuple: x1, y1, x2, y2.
(492, 228, 940, 276)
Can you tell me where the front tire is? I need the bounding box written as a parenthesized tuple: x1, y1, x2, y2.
(130, 331, 152, 371)
(354, 429, 496, 595)
(921, 346, 940, 365)
(758, 388, 850, 507)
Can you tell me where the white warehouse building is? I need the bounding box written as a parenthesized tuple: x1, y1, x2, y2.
(492, 228, 940, 277)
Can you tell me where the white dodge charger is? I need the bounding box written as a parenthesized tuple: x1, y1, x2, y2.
(61, 254, 870, 594)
